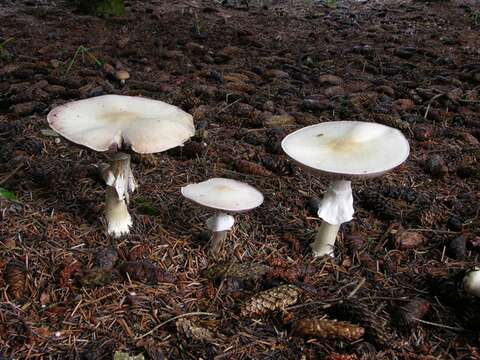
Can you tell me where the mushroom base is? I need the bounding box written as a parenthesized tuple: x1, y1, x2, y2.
(209, 230, 228, 256)
(310, 221, 341, 258)
(205, 212, 235, 256)
(101, 152, 137, 237)
(105, 187, 132, 238)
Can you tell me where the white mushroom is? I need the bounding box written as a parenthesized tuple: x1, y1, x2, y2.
(282, 121, 410, 257)
(181, 178, 264, 256)
(463, 267, 480, 297)
(105, 187, 132, 237)
(48, 95, 194, 237)
(115, 70, 130, 85)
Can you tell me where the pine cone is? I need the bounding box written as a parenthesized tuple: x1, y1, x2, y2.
(294, 318, 364, 341)
(4, 260, 27, 300)
(241, 284, 300, 317)
(419, 209, 436, 227)
(176, 318, 214, 341)
(234, 159, 273, 177)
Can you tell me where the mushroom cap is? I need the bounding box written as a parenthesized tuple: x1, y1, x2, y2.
(281, 121, 410, 179)
(47, 95, 194, 154)
(115, 70, 130, 81)
(181, 178, 264, 212)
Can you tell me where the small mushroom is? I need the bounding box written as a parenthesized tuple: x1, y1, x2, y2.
(115, 70, 130, 85)
(282, 121, 409, 257)
(181, 178, 264, 256)
(463, 267, 480, 297)
(48, 95, 194, 237)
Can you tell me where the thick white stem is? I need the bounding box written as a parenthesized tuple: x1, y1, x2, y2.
(206, 212, 235, 256)
(104, 152, 137, 203)
(206, 212, 235, 232)
(312, 180, 354, 258)
(317, 180, 354, 225)
(209, 230, 228, 256)
(311, 221, 341, 257)
(105, 187, 132, 238)
(101, 152, 137, 237)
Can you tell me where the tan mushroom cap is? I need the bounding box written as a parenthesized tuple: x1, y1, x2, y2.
(47, 95, 194, 154)
(181, 178, 264, 212)
(281, 121, 410, 178)
(115, 70, 130, 81)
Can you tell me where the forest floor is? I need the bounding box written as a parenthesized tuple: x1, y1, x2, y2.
(0, 0, 480, 359)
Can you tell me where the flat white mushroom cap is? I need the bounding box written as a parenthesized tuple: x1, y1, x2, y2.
(281, 121, 410, 178)
(47, 95, 194, 153)
(181, 178, 264, 212)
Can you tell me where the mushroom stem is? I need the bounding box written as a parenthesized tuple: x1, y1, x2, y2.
(105, 186, 132, 237)
(106, 152, 137, 202)
(312, 180, 354, 258)
(206, 212, 235, 256)
(209, 230, 228, 255)
(311, 221, 341, 257)
(102, 153, 137, 237)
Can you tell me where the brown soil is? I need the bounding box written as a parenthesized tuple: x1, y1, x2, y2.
(0, 0, 479, 359)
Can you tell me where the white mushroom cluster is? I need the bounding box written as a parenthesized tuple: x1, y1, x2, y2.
(47, 96, 411, 262)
